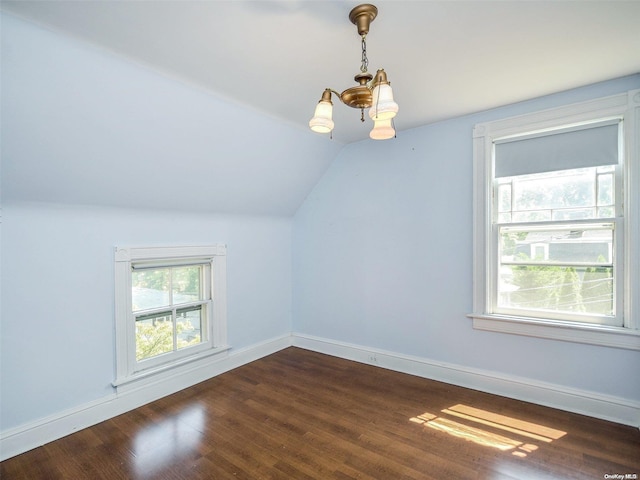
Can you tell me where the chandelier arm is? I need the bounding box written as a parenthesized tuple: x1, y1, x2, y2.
(326, 88, 355, 106)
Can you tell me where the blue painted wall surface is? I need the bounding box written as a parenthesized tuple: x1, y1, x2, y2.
(0, 203, 292, 430)
(0, 13, 299, 430)
(293, 74, 640, 402)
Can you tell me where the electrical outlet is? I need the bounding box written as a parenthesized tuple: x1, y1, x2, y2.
(368, 354, 378, 364)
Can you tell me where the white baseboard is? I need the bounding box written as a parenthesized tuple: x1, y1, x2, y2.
(0, 334, 292, 461)
(3, 332, 638, 462)
(292, 333, 640, 428)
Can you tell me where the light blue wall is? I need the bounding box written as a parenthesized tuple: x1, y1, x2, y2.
(0, 203, 292, 430)
(0, 13, 300, 431)
(293, 75, 640, 402)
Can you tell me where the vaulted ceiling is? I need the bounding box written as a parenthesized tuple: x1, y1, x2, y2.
(4, 0, 640, 144)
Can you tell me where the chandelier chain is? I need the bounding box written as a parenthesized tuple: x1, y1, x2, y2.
(360, 34, 369, 73)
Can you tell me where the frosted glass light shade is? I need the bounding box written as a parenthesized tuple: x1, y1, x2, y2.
(369, 83, 398, 121)
(369, 118, 395, 140)
(309, 100, 334, 133)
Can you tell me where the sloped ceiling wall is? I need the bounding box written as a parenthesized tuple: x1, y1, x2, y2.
(1, 12, 342, 216)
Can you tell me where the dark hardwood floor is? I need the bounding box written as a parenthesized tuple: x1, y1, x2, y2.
(2, 347, 639, 479)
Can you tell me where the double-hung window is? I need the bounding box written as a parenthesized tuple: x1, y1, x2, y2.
(114, 245, 229, 387)
(470, 90, 640, 350)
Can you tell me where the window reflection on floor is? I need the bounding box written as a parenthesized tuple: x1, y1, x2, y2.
(410, 404, 566, 457)
(132, 404, 205, 476)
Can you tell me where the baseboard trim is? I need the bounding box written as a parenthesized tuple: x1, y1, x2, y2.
(3, 332, 637, 461)
(0, 334, 292, 461)
(292, 333, 640, 428)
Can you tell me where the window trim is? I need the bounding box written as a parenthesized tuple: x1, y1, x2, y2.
(114, 245, 229, 387)
(469, 90, 640, 350)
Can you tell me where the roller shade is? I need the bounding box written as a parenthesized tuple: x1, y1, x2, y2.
(494, 122, 619, 178)
(132, 258, 212, 270)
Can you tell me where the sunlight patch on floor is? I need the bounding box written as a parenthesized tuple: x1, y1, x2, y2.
(424, 417, 522, 451)
(410, 404, 566, 458)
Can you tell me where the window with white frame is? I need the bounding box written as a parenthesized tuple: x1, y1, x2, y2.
(470, 90, 640, 350)
(114, 245, 229, 386)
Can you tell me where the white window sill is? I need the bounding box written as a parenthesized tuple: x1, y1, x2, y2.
(112, 345, 231, 392)
(467, 314, 640, 351)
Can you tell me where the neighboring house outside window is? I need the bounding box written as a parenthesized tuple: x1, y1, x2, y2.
(114, 245, 229, 388)
(470, 90, 640, 350)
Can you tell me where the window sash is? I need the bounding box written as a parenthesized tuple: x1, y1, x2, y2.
(131, 262, 211, 313)
(489, 174, 625, 327)
(492, 219, 620, 326)
(133, 300, 212, 368)
(494, 166, 617, 224)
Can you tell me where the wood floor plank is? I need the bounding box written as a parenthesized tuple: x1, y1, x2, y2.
(2, 347, 639, 479)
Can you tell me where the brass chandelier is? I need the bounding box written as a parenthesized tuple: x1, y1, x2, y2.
(309, 3, 398, 140)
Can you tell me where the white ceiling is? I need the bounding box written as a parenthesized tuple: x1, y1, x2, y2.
(2, 0, 640, 144)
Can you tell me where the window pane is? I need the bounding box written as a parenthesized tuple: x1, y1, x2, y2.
(497, 167, 616, 224)
(498, 265, 613, 316)
(551, 208, 596, 221)
(512, 210, 551, 223)
(498, 183, 511, 213)
(597, 173, 613, 206)
(597, 207, 614, 218)
(513, 169, 595, 212)
(172, 266, 202, 304)
(132, 268, 170, 311)
(498, 213, 512, 223)
(136, 312, 174, 361)
(500, 226, 612, 264)
(498, 224, 614, 317)
(177, 306, 204, 350)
